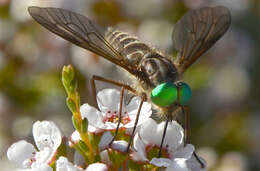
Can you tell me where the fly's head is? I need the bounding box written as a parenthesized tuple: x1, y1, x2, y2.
(137, 52, 192, 109)
(138, 52, 179, 91)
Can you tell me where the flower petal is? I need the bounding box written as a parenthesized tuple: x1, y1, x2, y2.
(73, 151, 85, 167)
(85, 163, 108, 171)
(132, 133, 148, 162)
(88, 125, 103, 134)
(165, 158, 190, 171)
(56, 156, 82, 171)
(32, 121, 62, 152)
(33, 147, 53, 166)
(156, 120, 184, 151)
(138, 118, 157, 144)
(100, 150, 112, 166)
(150, 157, 172, 167)
(171, 144, 195, 159)
(125, 96, 141, 112)
(186, 155, 207, 171)
(124, 98, 152, 128)
(7, 140, 36, 168)
(139, 118, 184, 151)
(31, 163, 53, 171)
(96, 89, 121, 113)
(99, 132, 113, 151)
(111, 140, 128, 152)
(70, 131, 81, 144)
(80, 104, 106, 129)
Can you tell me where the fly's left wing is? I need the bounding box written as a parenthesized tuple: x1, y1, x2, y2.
(172, 6, 231, 74)
(28, 7, 144, 76)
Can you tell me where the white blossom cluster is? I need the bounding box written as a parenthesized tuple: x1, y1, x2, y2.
(7, 89, 206, 171)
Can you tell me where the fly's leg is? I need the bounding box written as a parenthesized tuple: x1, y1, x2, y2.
(90, 75, 136, 109)
(109, 86, 125, 146)
(90, 75, 137, 147)
(180, 106, 205, 168)
(158, 115, 170, 158)
(126, 93, 146, 152)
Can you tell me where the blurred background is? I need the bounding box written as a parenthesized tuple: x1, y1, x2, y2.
(0, 0, 259, 170)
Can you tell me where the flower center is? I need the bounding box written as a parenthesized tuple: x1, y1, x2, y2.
(103, 110, 131, 125)
(146, 145, 170, 160)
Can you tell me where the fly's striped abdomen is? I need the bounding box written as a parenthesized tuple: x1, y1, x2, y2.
(105, 27, 151, 66)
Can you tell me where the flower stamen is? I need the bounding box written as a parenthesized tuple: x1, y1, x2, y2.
(102, 110, 131, 125)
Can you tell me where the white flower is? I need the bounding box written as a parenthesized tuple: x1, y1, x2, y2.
(150, 153, 206, 171)
(150, 144, 206, 171)
(14, 163, 53, 171)
(7, 121, 62, 170)
(85, 163, 108, 171)
(80, 89, 152, 130)
(132, 118, 206, 170)
(99, 131, 128, 152)
(56, 157, 82, 171)
(70, 131, 81, 146)
(132, 118, 184, 162)
(56, 157, 108, 171)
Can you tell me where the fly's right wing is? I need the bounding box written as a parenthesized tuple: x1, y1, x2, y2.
(172, 6, 231, 74)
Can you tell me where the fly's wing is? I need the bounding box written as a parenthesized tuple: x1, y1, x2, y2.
(28, 7, 141, 76)
(172, 6, 231, 74)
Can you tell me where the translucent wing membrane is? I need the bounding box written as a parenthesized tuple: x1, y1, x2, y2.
(172, 6, 231, 74)
(28, 7, 140, 76)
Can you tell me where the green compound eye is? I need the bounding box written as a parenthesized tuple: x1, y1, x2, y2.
(151, 82, 177, 107)
(178, 82, 192, 105)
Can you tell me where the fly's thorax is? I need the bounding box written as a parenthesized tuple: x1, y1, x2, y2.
(138, 52, 179, 90)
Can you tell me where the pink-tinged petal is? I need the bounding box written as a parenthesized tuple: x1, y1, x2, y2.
(85, 163, 108, 171)
(150, 146, 206, 171)
(125, 96, 141, 112)
(31, 163, 53, 171)
(56, 156, 82, 171)
(80, 104, 102, 122)
(33, 148, 52, 166)
(99, 132, 113, 151)
(96, 89, 120, 113)
(165, 155, 206, 171)
(80, 104, 105, 129)
(7, 140, 36, 168)
(165, 158, 190, 171)
(127, 97, 152, 117)
(88, 125, 103, 134)
(100, 150, 112, 166)
(73, 151, 86, 167)
(81, 89, 153, 130)
(111, 140, 128, 152)
(156, 121, 184, 151)
(139, 118, 158, 144)
(70, 131, 81, 145)
(186, 155, 206, 171)
(124, 99, 152, 129)
(32, 121, 62, 152)
(132, 133, 148, 162)
(125, 127, 135, 135)
(171, 144, 195, 159)
(150, 158, 172, 167)
(100, 122, 121, 130)
(139, 118, 184, 152)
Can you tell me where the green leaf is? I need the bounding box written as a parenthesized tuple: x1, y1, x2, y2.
(72, 115, 80, 130)
(66, 97, 77, 113)
(81, 118, 88, 133)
